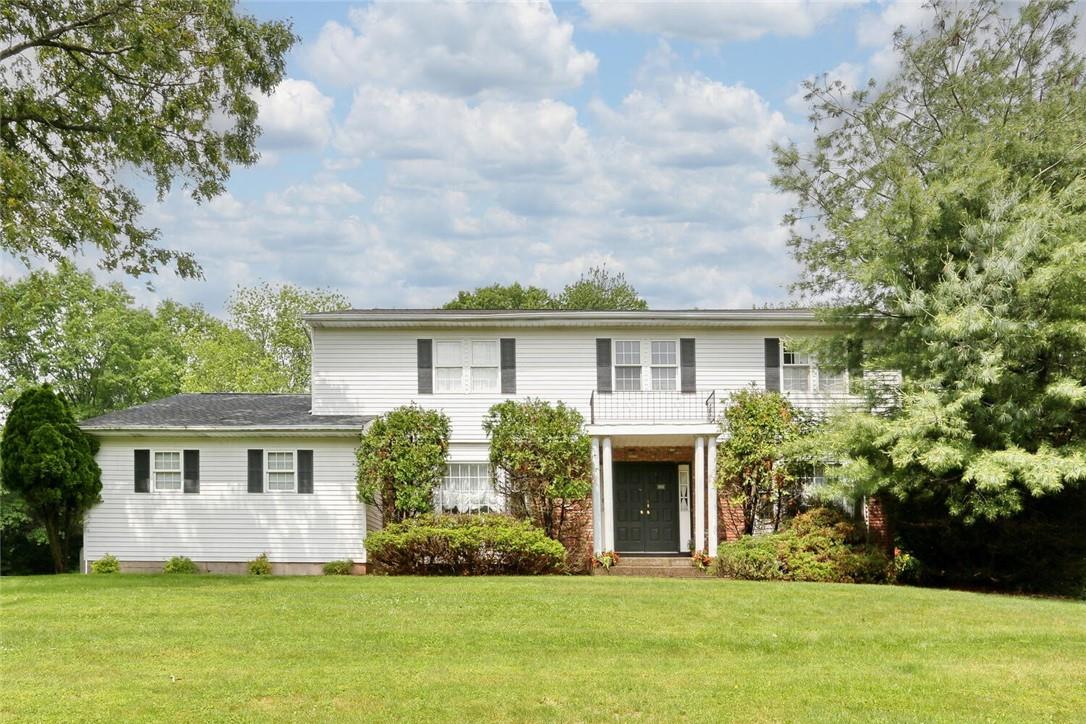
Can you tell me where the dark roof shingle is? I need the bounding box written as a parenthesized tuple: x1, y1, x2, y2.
(80, 393, 371, 430)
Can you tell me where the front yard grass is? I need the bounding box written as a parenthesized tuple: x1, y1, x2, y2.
(1, 575, 1084, 722)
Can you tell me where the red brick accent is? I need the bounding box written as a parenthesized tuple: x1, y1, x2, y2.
(865, 496, 893, 552)
(557, 498, 594, 573)
(612, 446, 693, 463)
(717, 493, 745, 542)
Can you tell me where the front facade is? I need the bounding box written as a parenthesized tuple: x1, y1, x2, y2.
(82, 309, 873, 572)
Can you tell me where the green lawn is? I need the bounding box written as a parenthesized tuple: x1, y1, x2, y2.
(2, 576, 1084, 722)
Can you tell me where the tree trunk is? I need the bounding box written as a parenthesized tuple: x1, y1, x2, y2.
(43, 518, 65, 573)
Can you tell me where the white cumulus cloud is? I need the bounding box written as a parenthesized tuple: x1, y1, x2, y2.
(253, 78, 334, 150)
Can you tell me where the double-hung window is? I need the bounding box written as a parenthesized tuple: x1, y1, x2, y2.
(435, 463, 502, 513)
(153, 451, 182, 492)
(818, 368, 847, 393)
(651, 341, 677, 391)
(470, 341, 499, 393)
(782, 346, 812, 392)
(434, 341, 464, 393)
(614, 340, 642, 391)
(266, 451, 296, 492)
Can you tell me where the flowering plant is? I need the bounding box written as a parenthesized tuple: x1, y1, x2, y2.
(691, 550, 713, 571)
(592, 551, 621, 570)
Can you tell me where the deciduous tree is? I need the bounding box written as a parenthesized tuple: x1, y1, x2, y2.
(1, 0, 295, 278)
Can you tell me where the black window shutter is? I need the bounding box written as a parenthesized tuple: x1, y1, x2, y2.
(596, 338, 612, 393)
(297, 450, 314, 494)
(417, 339, 433, 394)
(247, 449, 263, 493)
(764, 338, 781, 392)
(183, 450, 200, 494)
(134, 449, 150, 493)
(500, 338, 516, 394)
(680, 338, 696, 393)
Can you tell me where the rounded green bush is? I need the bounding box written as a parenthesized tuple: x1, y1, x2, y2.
(248, 553, 272, 575)
(91, 554, 120, 574)
(365, 513, 566, 575)
(713, 508, 892, 583)
(163, 556, 200, 574)
(322, 559, 354, 575)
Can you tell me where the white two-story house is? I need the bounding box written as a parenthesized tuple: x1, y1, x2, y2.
(81, 308, 873, 573)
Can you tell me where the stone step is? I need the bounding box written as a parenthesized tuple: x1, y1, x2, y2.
(615, 556, 692, 568)
(593, 565, 709, 578)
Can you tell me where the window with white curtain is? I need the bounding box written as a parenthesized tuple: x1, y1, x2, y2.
(651, 340, 677, 391)
(818, 369, 847, 393)
(614, 340, 641, 391)
(782, 346, 811, 392)
(434, 463, 502, 513)
(153, 451, 182, 492)
(470, 341, 499, 393)
(798, 463, 854, 515)
(434, 341, 463, 393)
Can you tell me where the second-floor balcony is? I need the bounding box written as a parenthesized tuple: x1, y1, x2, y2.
(589, 390, 718, 425)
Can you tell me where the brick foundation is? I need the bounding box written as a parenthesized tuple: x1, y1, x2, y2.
(556, 498, 594, 573)
(718, 493, 745, 542)
(865, 497, 893, 551)
(107, 560, 367, 575)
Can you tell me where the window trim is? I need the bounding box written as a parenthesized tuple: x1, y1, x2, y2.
(780, 344, 812, 393)
(435, 462, 502, 514)
(151, 449, 183, 493)
(650, 339, 679, 391)
(468, 339, 499, 394)
(613, 339, 643, 392)
(265, 450, 297, 493)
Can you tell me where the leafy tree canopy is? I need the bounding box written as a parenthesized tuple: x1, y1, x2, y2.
(444, 265, 648, 310)
(1, 385, 101, 572)
(0, 260, 190, 419)
(356, 405, 451, 523)
(774, 0, 1086, 521)
(1, 0, 296, 278)
(483, 399, 592, 541)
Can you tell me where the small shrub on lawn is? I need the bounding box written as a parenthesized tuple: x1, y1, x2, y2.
(248, 553, 272, 575)
(163, 556, 200, 574)
(365, 513, 566, 575)
(714, 508, 892, 583)
(91, 554, 120, 574)
(322, 559, 354, 575)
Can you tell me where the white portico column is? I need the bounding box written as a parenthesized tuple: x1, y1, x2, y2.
(591, 437, 603, 554)
(707, 435, 719, 556)
(602, 437, 615, 551)
(694, 436, 706, 553)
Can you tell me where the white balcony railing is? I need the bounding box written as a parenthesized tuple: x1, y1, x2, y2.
(589, 390, 717, 424)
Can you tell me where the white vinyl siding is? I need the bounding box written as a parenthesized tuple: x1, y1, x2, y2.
(434, 463, 501, 514)
(153, 451, 182, 492)
(84, 436, 370, 563)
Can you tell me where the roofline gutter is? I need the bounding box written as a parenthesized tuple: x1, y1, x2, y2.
(304, 309, 829, 329)
(81, 425, 368, 437)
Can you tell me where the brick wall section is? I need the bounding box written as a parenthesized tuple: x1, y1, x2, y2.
(865, 496, 893, 551)
(612, 446, 693, 463)
(717, 493, 745, 542)
(557, 498, 594, 572)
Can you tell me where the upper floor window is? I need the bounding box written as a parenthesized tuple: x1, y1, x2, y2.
(651, 341, 677, 391)
(153, 451, 182, 492)
(782, 346, 812, 392)
(470, 341, 499, 393)
(266, 451, 296, 492)
(614, 340, 642, 391)
(434, 342, 463, 393)
(435, 463, 502, 513)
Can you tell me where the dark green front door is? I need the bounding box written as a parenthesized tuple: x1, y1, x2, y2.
(613, 463, 679, 553)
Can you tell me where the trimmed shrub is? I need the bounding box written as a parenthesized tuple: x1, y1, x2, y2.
(714, 508, 892, 584)
(365, 514, 566, 575)
(248, 553, 272, 575)
(91, 554, 120, 574)
(322, 559, 354, 576)
(163, 556, 200, 574)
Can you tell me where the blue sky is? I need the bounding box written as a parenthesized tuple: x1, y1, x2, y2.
(5, 1, 951, 314)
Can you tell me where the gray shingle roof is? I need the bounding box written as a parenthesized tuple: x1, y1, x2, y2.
(80, 394, 371, 431)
